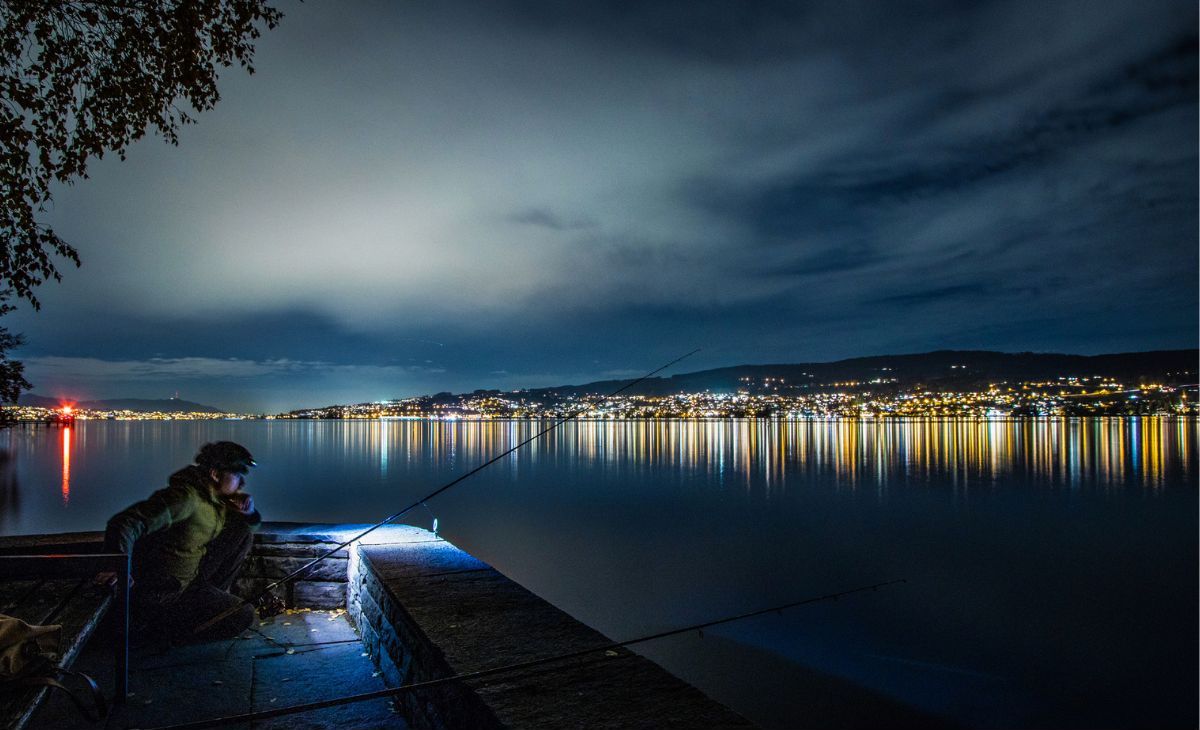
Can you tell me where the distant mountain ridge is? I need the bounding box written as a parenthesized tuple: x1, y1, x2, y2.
(518, 349, 1198, 398)
(17, 395, 224, 413)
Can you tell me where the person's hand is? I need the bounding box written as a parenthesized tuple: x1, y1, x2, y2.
(225, 492, 255, 515)
(93, 571, 133, 588)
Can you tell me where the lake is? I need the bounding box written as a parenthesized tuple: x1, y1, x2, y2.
(1, 418, 1196, 728)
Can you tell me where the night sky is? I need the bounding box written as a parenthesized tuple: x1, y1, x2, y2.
(7, 0, 1197, 412)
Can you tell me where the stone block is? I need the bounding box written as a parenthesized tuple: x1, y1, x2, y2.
(249, 555, 348, 582)
(360, 542, 489, 579)
(294, 580, 346, 609)
(255, 543, 349, 559)
(256, 522, 435, 545)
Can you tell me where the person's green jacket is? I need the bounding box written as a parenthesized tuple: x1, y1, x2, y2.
(104, 465, 261, 590)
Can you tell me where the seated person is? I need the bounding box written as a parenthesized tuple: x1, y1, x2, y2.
(101, 441, 261, 640)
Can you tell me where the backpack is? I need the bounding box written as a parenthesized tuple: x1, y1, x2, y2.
(0, 613, 107, 722)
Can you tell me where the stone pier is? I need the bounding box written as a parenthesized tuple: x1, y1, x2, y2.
(3, 523, 756, 729)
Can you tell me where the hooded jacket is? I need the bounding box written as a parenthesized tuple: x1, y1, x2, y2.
(104, 465, 261, 590)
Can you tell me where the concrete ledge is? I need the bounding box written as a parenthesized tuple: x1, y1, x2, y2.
(349, 536, 756, 729)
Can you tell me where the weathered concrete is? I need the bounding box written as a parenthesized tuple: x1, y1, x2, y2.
(349, 536, 757, 729)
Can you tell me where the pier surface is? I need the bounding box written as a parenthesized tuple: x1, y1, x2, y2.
(351, 533, 755, 728)
(9, 523, 754, 729)
(30, 608, 403, 729)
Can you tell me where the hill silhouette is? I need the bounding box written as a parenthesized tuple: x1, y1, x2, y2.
(519, 349, 1197, 397)
(17, 395, 224, 413)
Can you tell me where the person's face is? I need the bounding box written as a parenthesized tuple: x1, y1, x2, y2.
(211, 469, 246, 496)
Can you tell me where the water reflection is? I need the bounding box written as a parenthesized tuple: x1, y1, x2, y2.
(379, 419, 388, 477)
(4, 417, 1194, 529)
(321, 417, 1196, 497)
(61, 425, 71, 505)
(0, 447, 18, 528)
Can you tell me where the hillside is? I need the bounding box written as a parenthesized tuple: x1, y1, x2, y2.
(520, 349, 1198, 397)
(17, 395, 225, 413)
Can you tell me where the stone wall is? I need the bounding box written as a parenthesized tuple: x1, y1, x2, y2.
(345, 532, 755, 730)
(0, 523, 357, 610)
(233, 531, 350, 610)
(347, 542, 502, 729)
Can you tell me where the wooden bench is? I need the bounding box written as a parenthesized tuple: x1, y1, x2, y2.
(0, 553, 129, 730)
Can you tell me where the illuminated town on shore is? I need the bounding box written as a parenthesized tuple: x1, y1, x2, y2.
(280, 378, 1194, 419)
(4, 376, 1193, 422)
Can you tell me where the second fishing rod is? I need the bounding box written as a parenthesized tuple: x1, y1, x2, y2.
(194, 348, 702, 635)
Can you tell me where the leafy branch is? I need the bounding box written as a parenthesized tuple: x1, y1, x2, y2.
(0, 0, 283, 307)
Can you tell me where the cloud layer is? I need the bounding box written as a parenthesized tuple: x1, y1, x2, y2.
(7, 0, 1196, 410)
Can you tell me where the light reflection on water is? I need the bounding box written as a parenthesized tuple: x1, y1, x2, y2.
(60, 425, 71, 505)
(0, 417, 1196, 729)
(34, 417, 1176, 504)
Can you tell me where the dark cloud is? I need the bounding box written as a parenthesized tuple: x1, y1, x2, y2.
(692, 31, 1196, 233)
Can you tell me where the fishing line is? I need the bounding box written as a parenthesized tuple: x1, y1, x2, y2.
(149, 578, 906, 730)
(192, 349, 702, 635)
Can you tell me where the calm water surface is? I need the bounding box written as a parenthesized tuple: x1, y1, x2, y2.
(1, 418, 1196, 728)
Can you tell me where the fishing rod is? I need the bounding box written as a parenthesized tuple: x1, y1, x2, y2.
(152, 578, 907, 730)
(193, 348, 702, 635)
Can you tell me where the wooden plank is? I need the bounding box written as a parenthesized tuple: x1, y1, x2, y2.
(0, 688, 44, 730)
(0, 532, 103, 554)
(0, 580, 75, 730)
(0, 580, 111, 730)
(52, 585, 112, 668)
(4, 579, 79, 625)
(0, 580, 40, 614)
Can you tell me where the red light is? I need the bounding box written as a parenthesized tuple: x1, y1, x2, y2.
(61, 405, 73, 415)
